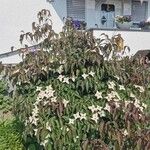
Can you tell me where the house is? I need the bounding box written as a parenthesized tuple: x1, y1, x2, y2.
(48, 0, 150, 54)
(0, 0, 150, 64)
(49, 0, 150, 29)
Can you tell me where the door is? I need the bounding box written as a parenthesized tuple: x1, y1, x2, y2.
(132, 1, 148, 22)
(100, 4, 115, 28)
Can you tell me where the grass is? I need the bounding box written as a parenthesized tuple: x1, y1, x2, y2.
(0, 119, 24, 150)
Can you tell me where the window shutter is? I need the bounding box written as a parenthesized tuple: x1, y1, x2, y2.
(67, 0, 85, 20)
(132, 1, 148, 22)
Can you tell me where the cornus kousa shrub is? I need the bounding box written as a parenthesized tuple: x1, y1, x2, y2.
(4, 10, 150, 149)
(17, 76, 149, 150)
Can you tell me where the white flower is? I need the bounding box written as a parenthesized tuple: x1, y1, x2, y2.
(139, 106, 144, 112)
(51, 97, 57, 103)
(32, 120, 38, 126)
(142, 103, 147, 109)
(57, 75, 64, 82)
(105, 91, 120, 101)
(57, 65, 63, 74)
(98, 110, 105, 117)
(38, 90, 46, 99)
(104, 104, 111, 112)
(73, 112, 80, 120)
(46, 90, 55, 98)
(130, 93, 136, 98)
(80, 113, 86, 120)
(89, 71, 95, 77)
(70, 76, 76, 82)
(29, 116, 33, 123)
(42, 66, 47, 71)
(134, 85, 145, 93)
(96, 105, 102, 112)
(32, 106, 39, 115)
(105, 94, 112, 101)
(82, 73, 88, 79)
(112, 91, 121, 100)
(34, 129, 38, 136)
(119, 85, 125, 90)
(88, 105, 97, 113)
(46, 122, 51, 132)
(43, 101, 49, 106)
(91, 113, 99, 123)
(115, 102, 120, 108)
(31, 117, 38, 126)
(25, 120, 28, 126)
(41, 139, 49, 147)
(62, 99, 69, 107)
(46, 85, 53, 91)
(114, 75, 120, 80)
(123, 130, 128, 136)
(63, 77, 70, 84)
(134, 98, 140, 105)
(36, 86, 42, 92)
(125, 101, 130, 107)
(95, 91, 103, 99)
(76, 136, 79, 139)
(66, 128, 69, 132)
(108, 81, 115, 89)
(68, 119, 75, 124)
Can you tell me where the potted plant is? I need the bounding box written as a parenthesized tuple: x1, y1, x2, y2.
(115, 15, 132, 29)
(139, 19, 150, 30)
(72, 20, 87, 30)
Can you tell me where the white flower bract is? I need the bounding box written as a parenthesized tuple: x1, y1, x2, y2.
(95, 91, 103, 99)
(63, 77, 70, 84)
(73, 112, 80, 120)
(89, 71, 95, 77)
(91, 113, 99, 123)
(58, 75, 64, 82)
(104, 104, 111, 112)
(80, 113, 86, 120)
(68, 119, 75, 124)
(62, 99, 69, 107)
(108, 81, 115, 89)
(119, 85, 125, 90)
(82, 73, 88, 79)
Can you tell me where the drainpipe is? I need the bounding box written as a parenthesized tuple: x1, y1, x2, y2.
(121, 0, 124, 16)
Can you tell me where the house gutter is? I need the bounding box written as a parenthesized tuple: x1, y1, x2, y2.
(0, 44, 40, 59)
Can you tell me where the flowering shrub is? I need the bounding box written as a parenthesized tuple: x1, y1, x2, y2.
(16, 74, 149, 149)
(3, 10, 150, 149)
(115, 15, 132, 23)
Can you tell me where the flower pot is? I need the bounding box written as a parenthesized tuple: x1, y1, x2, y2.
(116, 22, 133, 30)
(143, 25, 150, 30)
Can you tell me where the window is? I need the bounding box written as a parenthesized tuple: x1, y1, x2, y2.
(67, 0, 85, 20)
(101, 4, 115, 12)
(132, 1, 148, 22)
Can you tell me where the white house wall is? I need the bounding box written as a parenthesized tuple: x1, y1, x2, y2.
(147, 0, 150, 18)
(93, 30, 150, 55)
(0, 0, 65, 64)
(85, 0, 96, 28)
